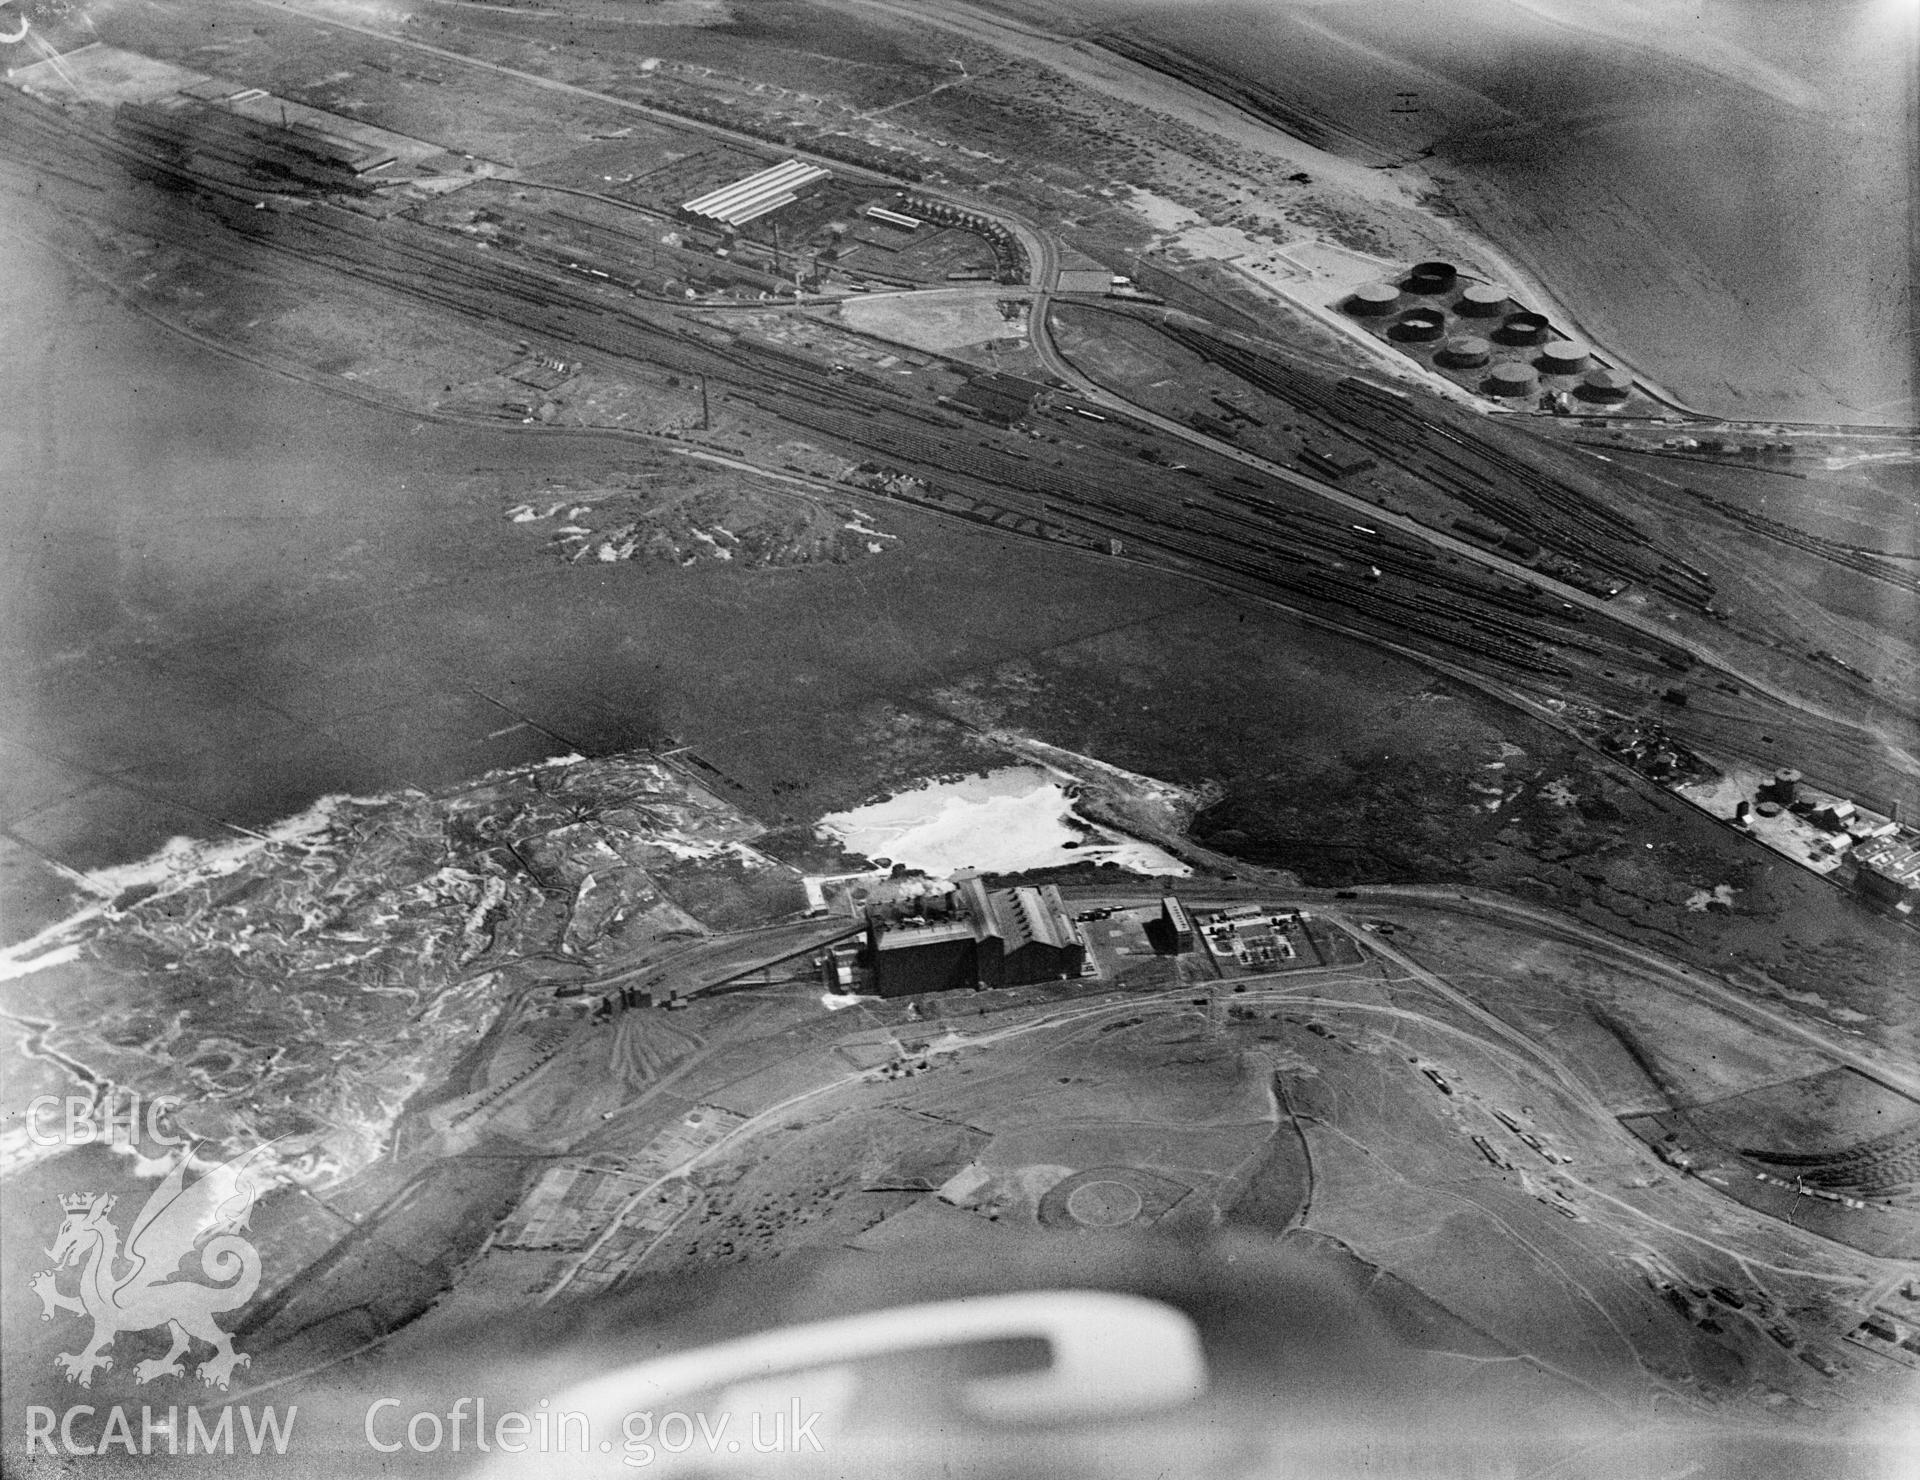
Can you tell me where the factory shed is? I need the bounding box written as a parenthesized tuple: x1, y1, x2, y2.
(870, 916, 979, 996)
(864, 878, 1085, 996)
(1854, 834, 1920, 912)
(681, 159, 832, 229)
(115, 99, 374, 196)
(952, 372, 1046, 425)
(960, 877, 1085, 987)
(865, 204, 922, 230)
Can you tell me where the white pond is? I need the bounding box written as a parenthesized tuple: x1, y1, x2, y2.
(817, 767, 1190, 879)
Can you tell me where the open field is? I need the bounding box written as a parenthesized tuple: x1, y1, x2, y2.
(839, 288, 1028, 353)
(1689, 1070, 1920, 1157)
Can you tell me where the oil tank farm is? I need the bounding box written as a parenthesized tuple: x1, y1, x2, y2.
(1334, 270, 1649, 412)
(1438, 334, 1492, 369)
(1486, 362, 1538, 398)
(1581, 367, 1633, 402)
(1405, 260, 1458, 295)
(1456, 282, 1510, 317)
(1346, 281, 1402, 316)
(1391, 308, 1447, 343)
(1498, 311, 1552, 347)
(1538, 339, 1592, 375)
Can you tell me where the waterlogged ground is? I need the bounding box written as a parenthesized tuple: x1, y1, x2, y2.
(816, 766, 1190, 877)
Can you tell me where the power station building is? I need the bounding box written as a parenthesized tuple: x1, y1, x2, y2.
(865, 877, 1085, 996)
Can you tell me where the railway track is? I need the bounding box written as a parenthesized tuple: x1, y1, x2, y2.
(1672, 484, 1920, 599)
(1144, 316, 1721, 610)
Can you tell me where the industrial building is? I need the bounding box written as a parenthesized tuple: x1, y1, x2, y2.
(680, 159, 832, 230)
(864, 204, 922, 231)
(1197, 906, 1307, 970)
(1853, 834, 1920, 911)
(865, 877, 1085, 996)
(1160, 895, 1195, 953)
(868, 910, 980, 995)
(114, 99, 377, 197)
(950, 371, 1046, 426)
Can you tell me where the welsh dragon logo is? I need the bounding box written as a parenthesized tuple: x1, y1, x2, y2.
(31, 1144, 271, 1390)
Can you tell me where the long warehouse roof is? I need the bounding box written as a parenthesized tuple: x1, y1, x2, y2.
(682, 159, 831, 227)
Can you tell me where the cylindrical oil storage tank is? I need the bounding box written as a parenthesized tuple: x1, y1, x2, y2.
(1405, 260, 1458, 295)
(1346, 282, 1402, 316)
(1580, 367, 1633, 402)
(1497, 311, 1551, 346)
(1391, 308, 1446, 343)
(1755, 800, 1784, 819)
(1438, 334, 1491, 368)
(1765, 768, 1802, 806)
(1537, 339, 1591, 375)
(1484, 362, 1538, 398)
(1456, 282, 1509, 317)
